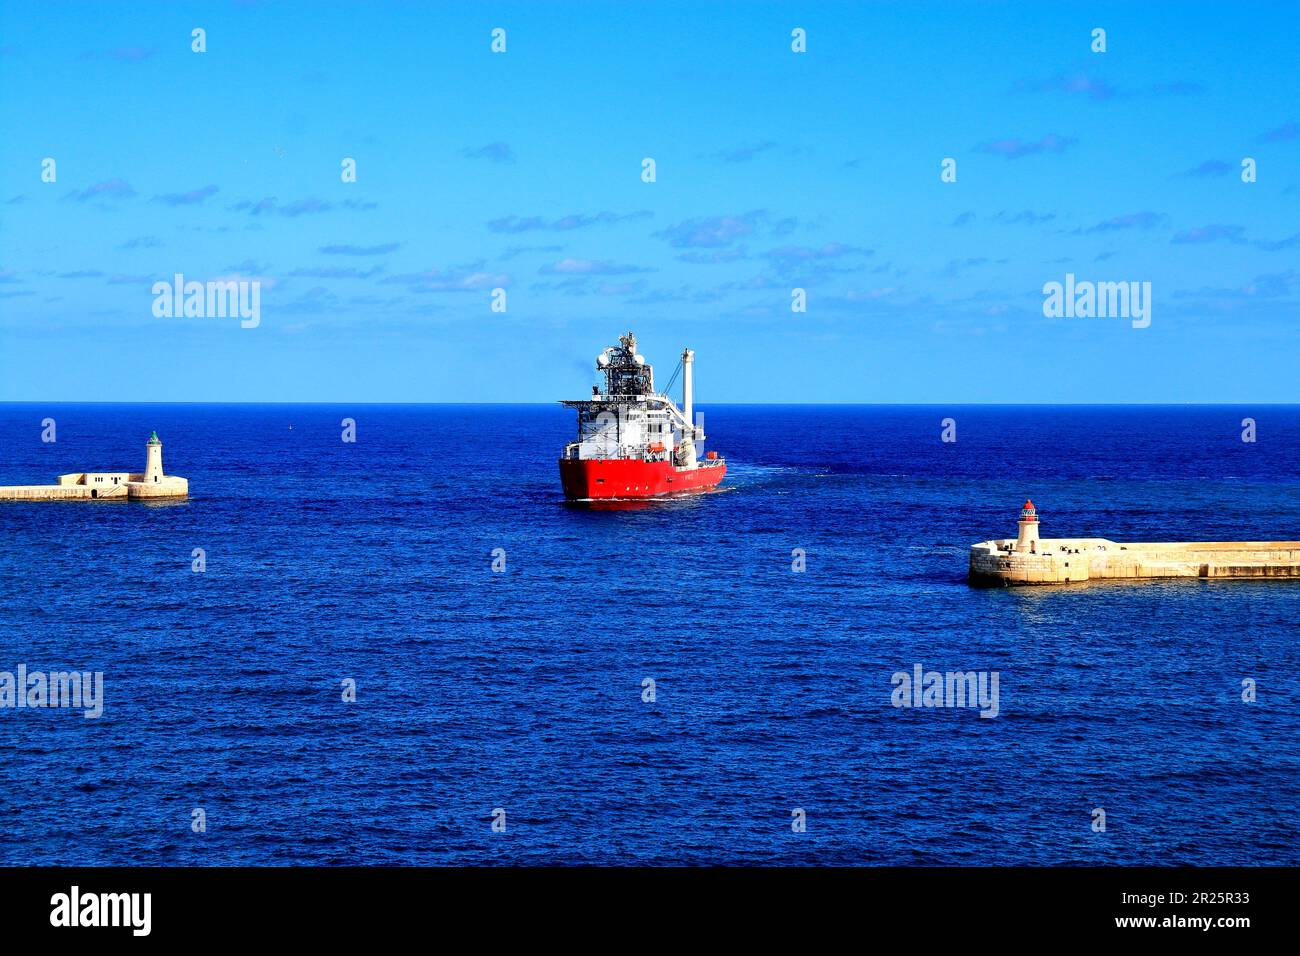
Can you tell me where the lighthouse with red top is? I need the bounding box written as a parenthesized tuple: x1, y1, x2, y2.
(1016, 500, 1040, 552)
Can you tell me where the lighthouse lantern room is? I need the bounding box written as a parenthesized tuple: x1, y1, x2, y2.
(1016, 499, 1040, 552)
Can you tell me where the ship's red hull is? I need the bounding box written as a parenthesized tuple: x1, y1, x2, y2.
(559, 458, 726, 500)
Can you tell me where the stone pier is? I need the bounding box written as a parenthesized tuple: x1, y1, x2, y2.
(970, 501, 1300, 586)
(0, 432, 188, 502)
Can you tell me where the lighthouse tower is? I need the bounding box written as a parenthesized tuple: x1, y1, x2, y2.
(1016, 500, 1039, 552)
(144, 431, 164, 483)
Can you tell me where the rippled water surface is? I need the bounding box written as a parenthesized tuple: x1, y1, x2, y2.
(1, 404, 1297, 865)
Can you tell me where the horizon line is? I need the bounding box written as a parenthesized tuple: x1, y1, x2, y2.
(1, 401, 1297, 408)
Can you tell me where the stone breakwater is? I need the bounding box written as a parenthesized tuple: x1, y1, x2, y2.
(0, 432, 187, 502)
(969, 501, 1298, 586)
(0, 480, 186, 501)
(970, 538, 1300, 586)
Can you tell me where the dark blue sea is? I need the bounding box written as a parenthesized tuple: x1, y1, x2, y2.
(1, 404, 1297, 866)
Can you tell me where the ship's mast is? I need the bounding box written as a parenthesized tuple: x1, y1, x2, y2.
(598, 331, 653, 397)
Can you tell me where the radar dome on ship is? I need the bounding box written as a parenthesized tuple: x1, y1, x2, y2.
(633, 354, 645, 365)
(597, 351, 610, 367)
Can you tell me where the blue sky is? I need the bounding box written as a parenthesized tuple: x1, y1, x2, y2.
(0, 0, 1296, 402)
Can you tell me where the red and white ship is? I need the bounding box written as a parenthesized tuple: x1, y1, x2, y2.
(559, 332, 726, 500)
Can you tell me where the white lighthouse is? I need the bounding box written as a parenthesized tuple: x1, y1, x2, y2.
(1016, 499, 1040, 552)
(144, 430, 164, 482)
